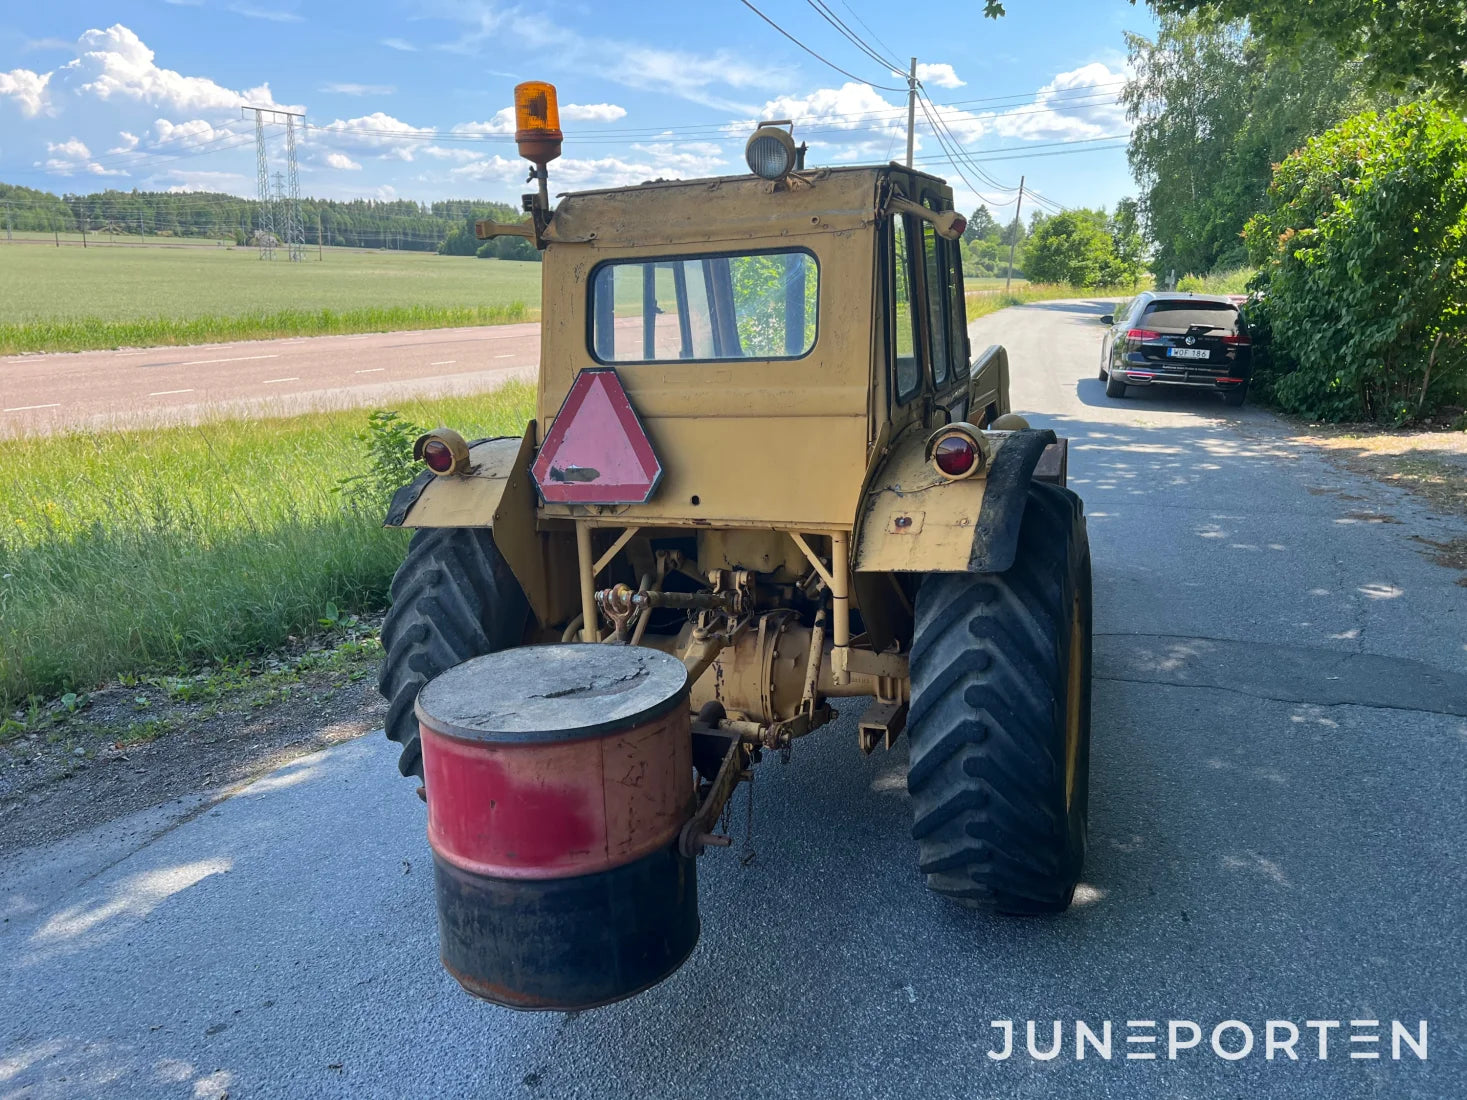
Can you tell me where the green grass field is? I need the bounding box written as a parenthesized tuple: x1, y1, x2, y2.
(0, 244, 543, 353)
(0, 383, 536, 709)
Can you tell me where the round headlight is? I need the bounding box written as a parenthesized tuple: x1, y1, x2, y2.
(745, 126, 796, 181)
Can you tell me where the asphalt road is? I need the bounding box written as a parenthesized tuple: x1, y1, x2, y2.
(0, 324, 540, 437)
(4, 301, 1466, 1098)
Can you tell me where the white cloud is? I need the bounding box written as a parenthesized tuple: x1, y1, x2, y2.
(53, 25, 288, 114)
(324, 152, 362, 170)
(447, 142, 726, 192)
(0, 68, 52, 117)
(381, 38, 417, 51)
(107, 130, 140, 153)
(433, 2, 782, 111)
(983, 62, 1127, 141)
(154, 169, 249, 192)
(917, 63, 965, 89)
(38, 135, 122, 176)
(316, 111, 423, 161)
(321, 82, 395, 96)
(227, 4, 305, 22)
(562, 102, 627, 123)
(452, 101, 628, 136)
(46, 137, 91, 162)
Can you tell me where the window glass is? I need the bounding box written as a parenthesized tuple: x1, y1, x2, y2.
(590, 250, 817, 363)
(947, 238, 968, 378)
(892, 217, 922, 401)
(1141, 300, 1241, 334)
(922, 221, 950, 386)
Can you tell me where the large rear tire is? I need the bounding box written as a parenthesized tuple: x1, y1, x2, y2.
(906, 481, 1092, 914)
(378, 528, 529, 779)
(1104, 372, 1127, 398)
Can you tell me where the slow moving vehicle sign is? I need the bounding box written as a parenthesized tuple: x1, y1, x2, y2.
(530, 368, 663, 504)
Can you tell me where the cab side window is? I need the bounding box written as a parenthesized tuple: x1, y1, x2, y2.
(891, 215, 922, 402)
(920, 220, 951, 387)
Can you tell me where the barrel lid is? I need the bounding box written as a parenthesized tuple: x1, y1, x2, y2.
(415, 645, 689, 743)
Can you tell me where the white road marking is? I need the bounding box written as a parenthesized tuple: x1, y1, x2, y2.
(494, 353, 516, 359)
(149, 389, 195, 396)
(354, 368, 386, 374)
(261, 377, 300, 384)
(3, 403, 61, 412)
(430, 360, 456, 366)
(181, 354, 280, 366)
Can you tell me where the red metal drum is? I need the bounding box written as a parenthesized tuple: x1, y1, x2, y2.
(415, 644, 697, 1010)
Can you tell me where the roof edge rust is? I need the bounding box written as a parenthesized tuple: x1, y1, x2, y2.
(544, 165, 944, 250)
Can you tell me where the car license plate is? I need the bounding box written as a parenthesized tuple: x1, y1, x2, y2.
(1168, 347, 1210, 360)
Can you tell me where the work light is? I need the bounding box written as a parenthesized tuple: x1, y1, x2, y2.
(745, 125, 797, 181)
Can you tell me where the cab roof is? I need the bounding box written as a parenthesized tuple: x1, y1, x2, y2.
(544, 163, 953, 250)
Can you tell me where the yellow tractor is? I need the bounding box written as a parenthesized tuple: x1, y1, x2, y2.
(380, 83, 1092, 931)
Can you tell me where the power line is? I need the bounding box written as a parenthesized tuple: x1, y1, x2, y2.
(734, 0, 905, 91)
(803, 0, 904, 74)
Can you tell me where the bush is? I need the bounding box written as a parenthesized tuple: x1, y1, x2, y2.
(1244, 102, 1467, 423)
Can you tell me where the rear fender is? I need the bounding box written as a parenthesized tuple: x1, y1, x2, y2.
(852, 426, 1058, 575)
(384, 425, 575, 626)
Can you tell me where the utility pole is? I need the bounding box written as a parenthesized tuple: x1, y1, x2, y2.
(1005, 175, 1025, 294)
(79, 213, 87, 249)
(905, 57, 917, 169)
(283, 113, 305, 262)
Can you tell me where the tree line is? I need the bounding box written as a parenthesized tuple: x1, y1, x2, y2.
(0, 183, 523, 254)
(960, 200, 1145, 289)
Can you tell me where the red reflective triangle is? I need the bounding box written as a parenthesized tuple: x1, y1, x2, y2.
(531, 368, 663, 504)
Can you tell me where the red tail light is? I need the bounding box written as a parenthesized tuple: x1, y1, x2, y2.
(1221, 334, 1251, 345)
(1126, 329, 1160, 342)
(422, 439, 455, 473)
(933, 435, 978, 476)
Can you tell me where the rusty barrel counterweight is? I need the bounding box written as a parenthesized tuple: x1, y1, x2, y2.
(415, 644, 698, 1010)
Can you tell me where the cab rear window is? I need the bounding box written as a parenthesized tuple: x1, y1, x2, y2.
(1142, 300, 1241, 334)
(589, 249, 818, 363)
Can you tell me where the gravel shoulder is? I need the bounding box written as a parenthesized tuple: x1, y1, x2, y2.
(0, 627, 385, 854)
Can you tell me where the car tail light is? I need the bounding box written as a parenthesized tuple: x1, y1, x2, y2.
(1217, 377, 1245, 383)
(1126, 329, 1161, 341)
(1221, 334, 1251, 345)
(926, 423, 989, 481)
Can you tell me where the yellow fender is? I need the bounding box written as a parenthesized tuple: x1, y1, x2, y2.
(852, 426, 1058, 575)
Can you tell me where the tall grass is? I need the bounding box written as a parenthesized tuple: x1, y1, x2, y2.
(965, 282, 1140, 320)
(1176, 267, 1255, 295)
(0, 303, 531, 356)
(0, 382, 536, 707)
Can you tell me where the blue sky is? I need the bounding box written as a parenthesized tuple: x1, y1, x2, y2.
(0, 1, 1157, 218)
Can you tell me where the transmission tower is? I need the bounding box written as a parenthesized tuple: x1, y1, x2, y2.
(283, 115, 306, 262)
(249, 108, 276, 260)
(243, 104, 307, 261)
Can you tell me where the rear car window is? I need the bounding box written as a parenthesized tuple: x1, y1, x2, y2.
(1142, 300, 1241, 334)
(589, 249, 818, 363)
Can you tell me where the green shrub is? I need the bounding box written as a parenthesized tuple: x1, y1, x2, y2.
(1244, 102, 1467, 423)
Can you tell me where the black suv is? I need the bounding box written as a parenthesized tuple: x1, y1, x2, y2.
(1099, 292, 1252, 406)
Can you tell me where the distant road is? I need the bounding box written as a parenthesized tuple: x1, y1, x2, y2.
(0, 324, 541, 437)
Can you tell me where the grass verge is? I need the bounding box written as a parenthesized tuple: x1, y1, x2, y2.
(0, 302, 532, 355)
(965, 282, 1138, 321)
(0, 381, 536, 709)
